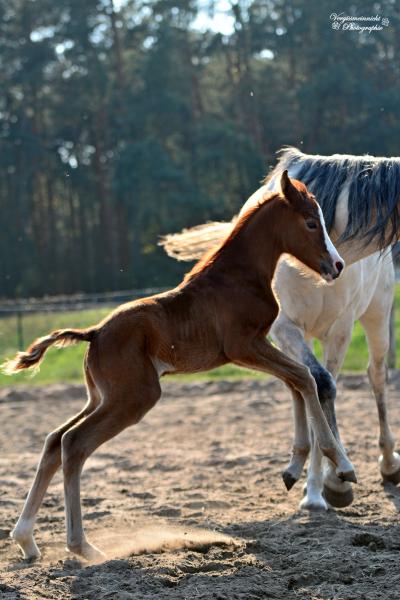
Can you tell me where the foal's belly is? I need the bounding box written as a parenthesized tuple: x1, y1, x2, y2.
(152, 336, 228, 376)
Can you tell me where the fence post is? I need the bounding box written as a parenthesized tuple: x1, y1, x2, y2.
(16, 310, 24, 350)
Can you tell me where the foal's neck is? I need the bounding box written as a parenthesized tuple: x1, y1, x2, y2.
(210, 199, 284, 287)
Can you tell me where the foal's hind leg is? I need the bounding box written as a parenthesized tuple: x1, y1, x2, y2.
(359, 273, 400, 483)
(61, 360, 161, 560)
(12, 371, 100, 559)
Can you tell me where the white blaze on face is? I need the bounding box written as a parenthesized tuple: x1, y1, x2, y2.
(317, 204, 345, 270)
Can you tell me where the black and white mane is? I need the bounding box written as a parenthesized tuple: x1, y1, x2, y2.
(267, 147, 400, 247)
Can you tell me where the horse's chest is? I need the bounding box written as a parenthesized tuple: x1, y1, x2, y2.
(236, 297, 278, 333)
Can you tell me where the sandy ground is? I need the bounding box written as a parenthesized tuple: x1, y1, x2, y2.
(1, 374, 400, 599)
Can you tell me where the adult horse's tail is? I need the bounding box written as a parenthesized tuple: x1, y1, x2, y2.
(160, 221, 233, 262)
(2, 328, 96, 374)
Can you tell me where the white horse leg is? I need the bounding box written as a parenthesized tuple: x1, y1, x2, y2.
(312, 317, 355, 508)
(282, 388, 310, 490)
(300, 430, 328, 510)
(359, 266, 400, 482)
(271, 314, 342, 501)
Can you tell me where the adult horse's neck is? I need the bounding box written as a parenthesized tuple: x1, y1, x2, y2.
(329, 190, 389, 264)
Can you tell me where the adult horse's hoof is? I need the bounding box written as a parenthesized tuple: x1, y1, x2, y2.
(336, 469, 357, 484)
(380, 452, 400, 485)
(300, 493, 329, 512)
(381, 468, 400, 485)
(323, 483, 354, 508)
(282, 470, 297, 491)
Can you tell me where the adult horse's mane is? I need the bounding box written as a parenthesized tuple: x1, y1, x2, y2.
(268, 147, 400, 247)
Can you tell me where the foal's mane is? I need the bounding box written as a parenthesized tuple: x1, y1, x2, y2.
(267, 147, 400, 248)
(184, 191, 280, 282)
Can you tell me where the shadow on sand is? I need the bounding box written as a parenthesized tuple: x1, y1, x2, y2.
(14, 511, 395, 600)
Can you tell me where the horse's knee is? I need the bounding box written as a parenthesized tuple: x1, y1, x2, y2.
(294, 366, 316, 395)
(61, 429, 86, 472)
(44, 430, 62, 452)
(367, 359, 387, 392)
(41, 430, 65, 469)
(312, 367, 336, 403)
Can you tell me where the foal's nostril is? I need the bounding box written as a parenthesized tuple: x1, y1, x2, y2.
(335, 261, 344, 274)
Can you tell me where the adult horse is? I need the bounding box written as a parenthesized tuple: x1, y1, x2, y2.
(3, 173, 352, 561)
(162, 147, 400, 510)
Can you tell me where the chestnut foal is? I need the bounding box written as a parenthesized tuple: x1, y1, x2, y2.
(3, 171, 355, 562)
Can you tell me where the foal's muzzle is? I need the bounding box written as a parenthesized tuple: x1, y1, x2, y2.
(320, 258, 345, 284)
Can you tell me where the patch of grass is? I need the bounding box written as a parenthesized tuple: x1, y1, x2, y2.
(0, 284, 398, 386)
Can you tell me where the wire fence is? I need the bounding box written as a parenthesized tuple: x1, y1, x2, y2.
(0, 288, 168, 350)
(0, 281, 398, 367)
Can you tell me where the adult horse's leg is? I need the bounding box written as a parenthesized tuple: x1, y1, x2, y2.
(271, 315, 343, 490)
(302, 316, 355, 510)
(12, 367, 101, 559)
(227, 336, 356, 484)
(359, 263, 400, 483)
(298, 430, 327, 510)
(282, 388, 310, 490)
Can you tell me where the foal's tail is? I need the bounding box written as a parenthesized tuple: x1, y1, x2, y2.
(160, 221, 234, 262)
(1, 328, 96, 375)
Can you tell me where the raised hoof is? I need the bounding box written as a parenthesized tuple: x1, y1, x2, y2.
(282, 470, 297, 491)
(336, 469, 357, 484)
(323, 483, 354, 508)
(382, 468, 400, 485)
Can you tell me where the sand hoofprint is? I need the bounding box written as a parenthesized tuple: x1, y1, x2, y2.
(1, 375, 400, 599)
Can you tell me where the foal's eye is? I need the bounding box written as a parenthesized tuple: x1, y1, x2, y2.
(306, 220, 318, 230)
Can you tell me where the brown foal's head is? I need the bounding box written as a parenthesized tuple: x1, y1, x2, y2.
(279, 170, 344, 283)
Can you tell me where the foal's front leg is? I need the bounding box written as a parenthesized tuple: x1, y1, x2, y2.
(227, 337, 356, 485)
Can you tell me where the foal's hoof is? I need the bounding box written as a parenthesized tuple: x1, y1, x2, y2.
(11, 528, 41, 561)
(323, 483, 354, 508)
(381, 468, 400, 485)
(282, 470, 297, 491)
(67, 541, 106, 563)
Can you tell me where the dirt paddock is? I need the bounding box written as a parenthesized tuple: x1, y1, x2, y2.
(1, 374, 400, 599)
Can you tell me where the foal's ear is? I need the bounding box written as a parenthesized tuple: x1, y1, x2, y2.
(280, 170, 302, 209)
